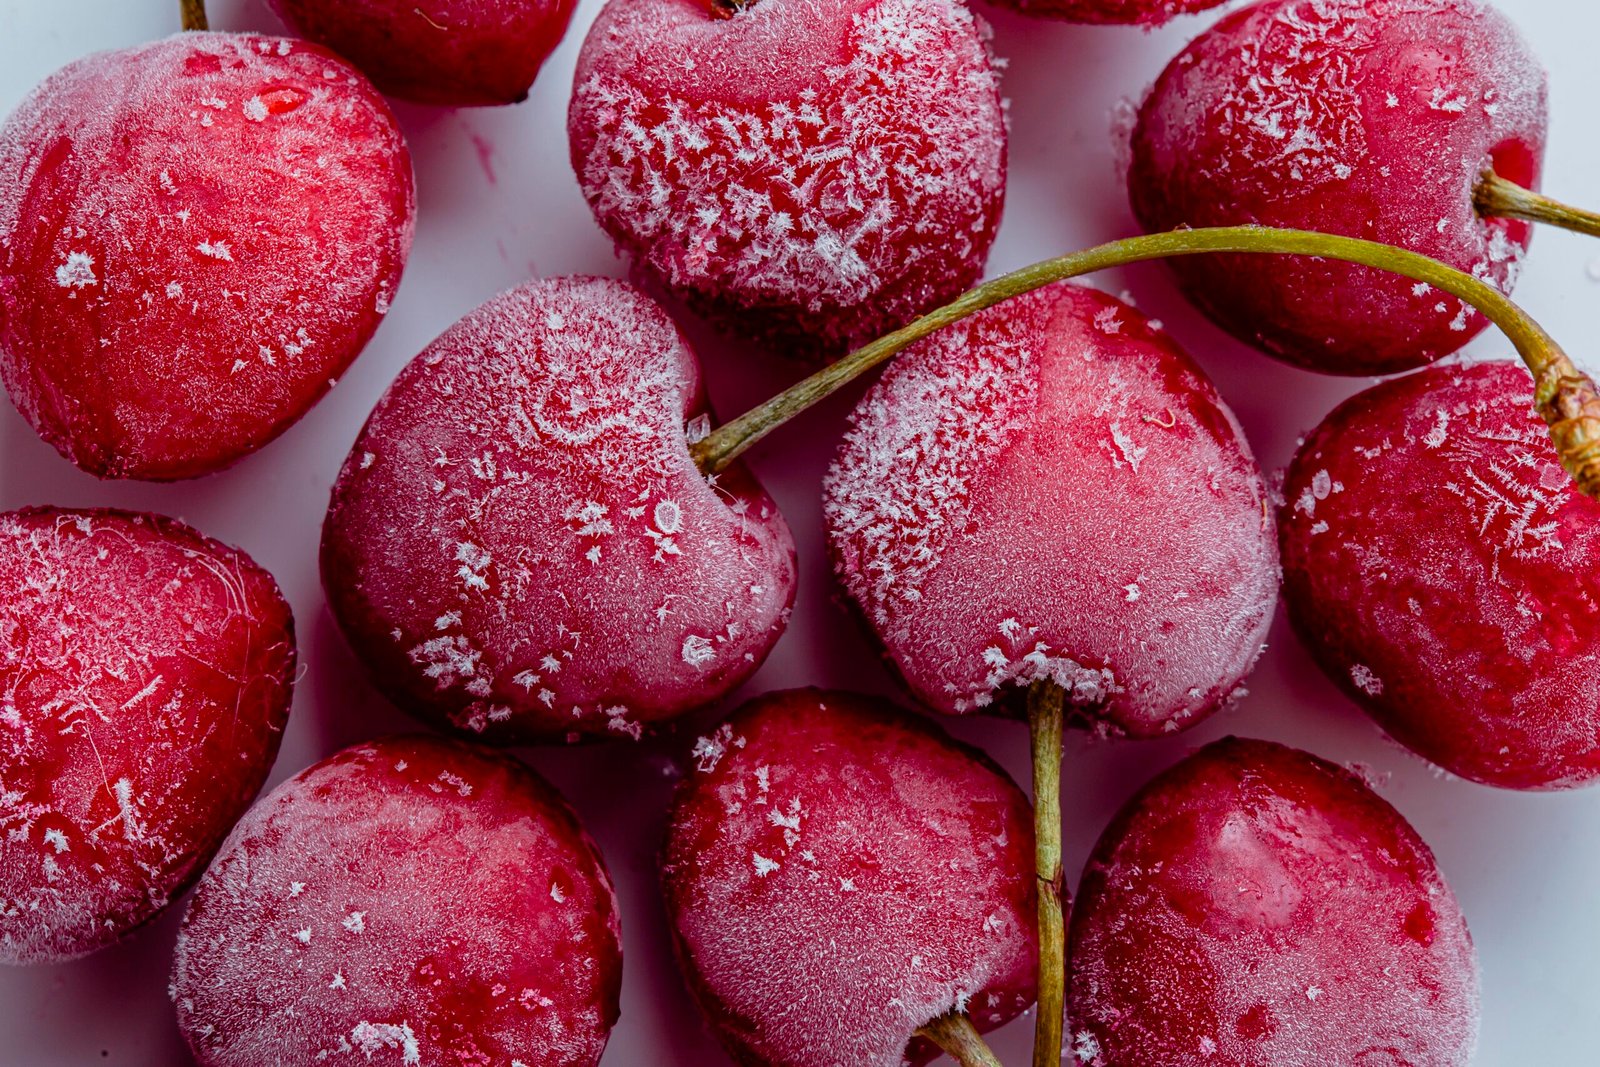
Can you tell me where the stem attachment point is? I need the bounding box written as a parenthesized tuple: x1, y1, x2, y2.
(1475, 169, 1600, 240)
(917, 1010, 1006, 1067)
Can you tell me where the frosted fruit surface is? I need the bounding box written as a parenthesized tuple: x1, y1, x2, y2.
(172, 735, 622, 1067)
(663, 689, 1038, 1067)
(987, 0, 1224, 25)
(0, 32, 414, 479)
(322, 276, 797, 743)
(823, 282, 1276, 737)
(568, 0, 1006, 359)
(1067, 737, 1480, 1066)
(1281, 360, 1600, 789)
(269, 0, 578, 106)
(1129, 0, 1547, 375)
(0, 507, 294, 964)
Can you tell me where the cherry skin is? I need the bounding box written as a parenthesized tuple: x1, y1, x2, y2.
(171, 735, 622, 1067)
(823, 282, 1277, 737)
(268, 0, 578, 106)
(567, 0, 1006, 360)
(1067, 737, 1480, 1067)
(322, 276, 797, 743)
(1281, 360, 1600, 789)
(0, 507, 295, 964)
(1129, 0, 1546, 376)
(985, 0, 1224, 25)
(663, 689, 1038, 1067)
(0, 32, 414, 480)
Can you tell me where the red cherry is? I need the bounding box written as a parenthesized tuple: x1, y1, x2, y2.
(567, 0, 1006, 360)
(823, 282, 1276, 737)
(663, 689, 1038, 1067)
(985, 0, 1224, 25)
(268, 0, 578, 106)
(1281, 359, 1600, 789)
(0, 507, 294, 964)
(322, 276, 796, 743)
(1068, 737, 1479, 1067)
(1129, 0, 1546, 375)
(0, 33, 414, 480)
(171, 735, 622, 1067)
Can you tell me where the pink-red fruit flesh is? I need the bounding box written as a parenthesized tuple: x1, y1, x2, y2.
(1068, 737, 1479, 1066)
(269, 0, 578, 106)
(568, 0, 1006, 359)
(0, 33, 414, 479)
(172, 735, 622, 1066)
(322, 276, 796, 743)
(1282, 360, 1600, 789)
(823, 282, 1276, 736)
(0, 507, 294, 964)
(1129, 0, 1546, 375)
(987, 0, 1223, 25)
(664, 689, 1038, 1067)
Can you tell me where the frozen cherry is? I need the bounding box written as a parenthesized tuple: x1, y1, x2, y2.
(172, 734, 621, 1066)
(322, 275, 796, 743)
(663, 688, 1037, 1066)
(0, 31, 414, 480)
(1129, 0, 1546, 375)
(268, 0, 577, 106)
(823, 282, 1277, 737)
(1281, 359, 1600, 789)
(0, 507, 294, 964)
(567, 0, 1006, 360)
(1067, 737, 1479, 1066)
(986, 0, 1223, 25)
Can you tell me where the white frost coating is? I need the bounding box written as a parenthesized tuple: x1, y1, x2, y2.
(823, 283, 1278, 735)
(54, 252, 97, 289)
(569, 0, 1005, 355)
(170, 738, 622, 1066)
(1349, 664, 1384, 697)
(0, 508, 293, 965)
(350, 1021, 420, 1064)
(324, 277, 795, 740)
(665, 696, 1037, 1067)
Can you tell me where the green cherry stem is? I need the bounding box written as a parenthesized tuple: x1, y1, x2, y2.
(1477, 169, 1600, 240)
(1027, 680, 1067, 1067)
(689, 225, 1600, 501)
(180, 0, 209, 32)
(917, 1011, 1006, 1067)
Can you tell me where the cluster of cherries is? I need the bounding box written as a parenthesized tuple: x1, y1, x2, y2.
(3, 0, 1599, 1065)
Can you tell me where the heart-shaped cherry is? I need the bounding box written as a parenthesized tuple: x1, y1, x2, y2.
(321, 275, 797, 743)
(172, 734, 622, 1067)
(567, 0, 1006, 360)
(986, 0, 1224, 24)
(663, 688, 1036, 1067)
(1, 507, 294, 964)
(1125, 0, 1600, 376)
(1282, 359, 1600, 789)
(268, 0, 578, 106)
(1068, 737, 1479, 1066)
(0, 17, 414, 479)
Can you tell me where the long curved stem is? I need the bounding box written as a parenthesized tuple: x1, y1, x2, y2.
(917, 1011, 1006, 1067)
(689, 225, 1600, 500)
(1027, 681, 1066, 1067)
(1477, 170, 1600, 240)
(180, 0, 208, 31)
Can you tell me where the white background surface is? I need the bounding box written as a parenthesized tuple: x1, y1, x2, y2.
(2, 0, 1597, 1063)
